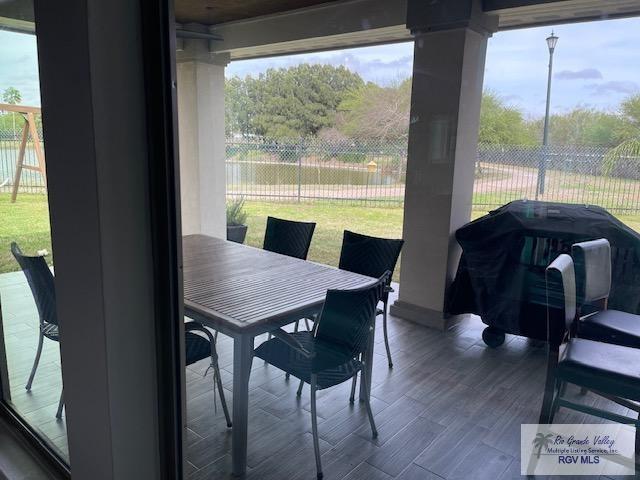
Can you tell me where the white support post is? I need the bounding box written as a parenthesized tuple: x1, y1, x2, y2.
(177, 27, 228, 238)
(391, 3, 497, 330)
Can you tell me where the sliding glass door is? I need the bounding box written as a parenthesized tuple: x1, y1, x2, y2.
(0, 2, 68, 464)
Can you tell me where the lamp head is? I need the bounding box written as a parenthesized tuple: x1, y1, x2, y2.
(546, 31, 559, 53)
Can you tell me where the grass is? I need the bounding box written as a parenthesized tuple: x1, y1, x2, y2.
(243, 201, 405, 281)
(2, 194, 640, 279)
(0, 193, 52, 273)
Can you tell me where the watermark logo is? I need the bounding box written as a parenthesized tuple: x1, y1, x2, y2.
(522, 424, 635, 476)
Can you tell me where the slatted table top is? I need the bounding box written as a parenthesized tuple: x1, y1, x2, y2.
(183, 234, 374, 336)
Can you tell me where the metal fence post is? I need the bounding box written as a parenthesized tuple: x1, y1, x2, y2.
(297, 148, 302, 203)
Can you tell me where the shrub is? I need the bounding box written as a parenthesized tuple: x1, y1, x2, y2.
(226, 196, 248, 225)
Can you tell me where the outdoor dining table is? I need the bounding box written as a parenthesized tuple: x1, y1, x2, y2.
(182, 234, 376, 476)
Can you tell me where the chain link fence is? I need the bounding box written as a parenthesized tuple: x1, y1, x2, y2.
(475, 144, 640, 213)
(2, 129, 640, 214)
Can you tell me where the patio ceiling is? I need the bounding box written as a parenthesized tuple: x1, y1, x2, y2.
(175, 0, 339, 25)
(203, 0, 640, 61)
(175, 0, 640, 28)
(3, 0, 640, 36)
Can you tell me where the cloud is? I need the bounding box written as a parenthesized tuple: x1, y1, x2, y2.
(555, 68, 602, 80)
(226, 46, 414, 86)
(585, 80, 638, 95)
(318, 52, 412, 83)
(502, 94, 522, 103)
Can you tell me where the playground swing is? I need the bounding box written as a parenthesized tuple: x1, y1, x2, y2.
(0, 103, 46, 202)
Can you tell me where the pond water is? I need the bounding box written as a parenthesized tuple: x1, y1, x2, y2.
(225, 161, 405, 186)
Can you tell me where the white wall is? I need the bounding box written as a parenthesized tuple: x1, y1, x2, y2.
(177, 40, 228, 239)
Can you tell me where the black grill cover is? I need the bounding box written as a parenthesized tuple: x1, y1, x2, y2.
(446, 200, 640, 340)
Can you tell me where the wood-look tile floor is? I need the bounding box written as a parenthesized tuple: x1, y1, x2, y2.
(0, 271, 631, 479)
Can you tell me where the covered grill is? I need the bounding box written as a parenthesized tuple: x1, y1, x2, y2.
(446, 200, 640, 346)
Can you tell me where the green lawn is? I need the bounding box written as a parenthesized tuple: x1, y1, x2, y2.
(0, 193, 52, 273)
(2, 194, 640, 280)
(243, 201, 405, 281)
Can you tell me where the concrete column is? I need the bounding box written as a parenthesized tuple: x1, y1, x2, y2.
(390, 3, 497, 330)
(177, 28, 228, 238)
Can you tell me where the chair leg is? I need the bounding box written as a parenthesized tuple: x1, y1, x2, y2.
(382, 301, 393, 368)
(539, 350, 559, 424)
(636, 415, 640, 454)
(360, 365, 378, 438)
(349, 373, 357, 404)
(285, 321, 301, 381)
(310, 375, 323, 480)
(26, 332, 44, 391)
(214, 364, 232, 428)
(636, 412, 640, 454)
(296, 379, 304, 397)
(265, 333, 272, 365)
(56, 389, 64, 419)
(558, 380, 567, 397)
(304, 318, 312, 332)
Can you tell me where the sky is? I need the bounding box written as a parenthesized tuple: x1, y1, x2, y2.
(1, 16, 639, 118)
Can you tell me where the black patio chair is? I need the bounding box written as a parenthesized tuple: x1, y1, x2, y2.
(539, 254, 640, 446)
(255, 272, 389, 480)
(339, 230, 404, 368)
(12, 242, 231, 425)
(263, 216, 317, 351)
(263, 216, 316, 260)
(572, 238, 640, 349)
(11, 242, 64, 419)
(185, 321, 232, 428)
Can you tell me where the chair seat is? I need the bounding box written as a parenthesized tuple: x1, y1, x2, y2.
(255, 332, 362, 390)
(557, 338, 640, 402)
(42, 323, 59, 341)
(185, 332, 213, 366)
(579, 309, 640, 348)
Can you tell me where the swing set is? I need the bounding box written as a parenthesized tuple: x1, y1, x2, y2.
(0, 103, 46, 202)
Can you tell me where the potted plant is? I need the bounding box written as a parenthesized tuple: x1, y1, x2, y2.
(226, 196, 248, 244)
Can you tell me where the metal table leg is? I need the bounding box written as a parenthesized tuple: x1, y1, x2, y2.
(232, 334, 254, 476)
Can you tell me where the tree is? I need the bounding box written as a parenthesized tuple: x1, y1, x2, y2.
(2, 86, 21, 105)
(603, 93, 640, 176)
(336, 79, 411, 142)
(479, 91, 536, 145)
(225, 77, 252, 137)
(528, 107, 626, 147)
(225, 64, 364, 140)
(2, 87, 23, 137)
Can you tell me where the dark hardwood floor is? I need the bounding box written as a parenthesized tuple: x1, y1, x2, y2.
(0, 271, 631, 479)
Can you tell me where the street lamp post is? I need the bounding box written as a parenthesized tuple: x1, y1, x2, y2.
(537, 31, 558, 198)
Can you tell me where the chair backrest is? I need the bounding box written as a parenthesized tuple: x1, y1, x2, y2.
(263, 216, 316, 260)
(571, 238, 611, 307)
(338, 230, 404, 286)
(10, 242, 57, 326)
(314, 272, 389, 359)
(545, 254, 576, 346)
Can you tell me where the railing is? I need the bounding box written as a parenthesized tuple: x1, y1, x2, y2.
(2, 129, 640, 214)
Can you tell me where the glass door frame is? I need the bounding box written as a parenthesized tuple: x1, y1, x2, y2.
(0, 0, 185, 477)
